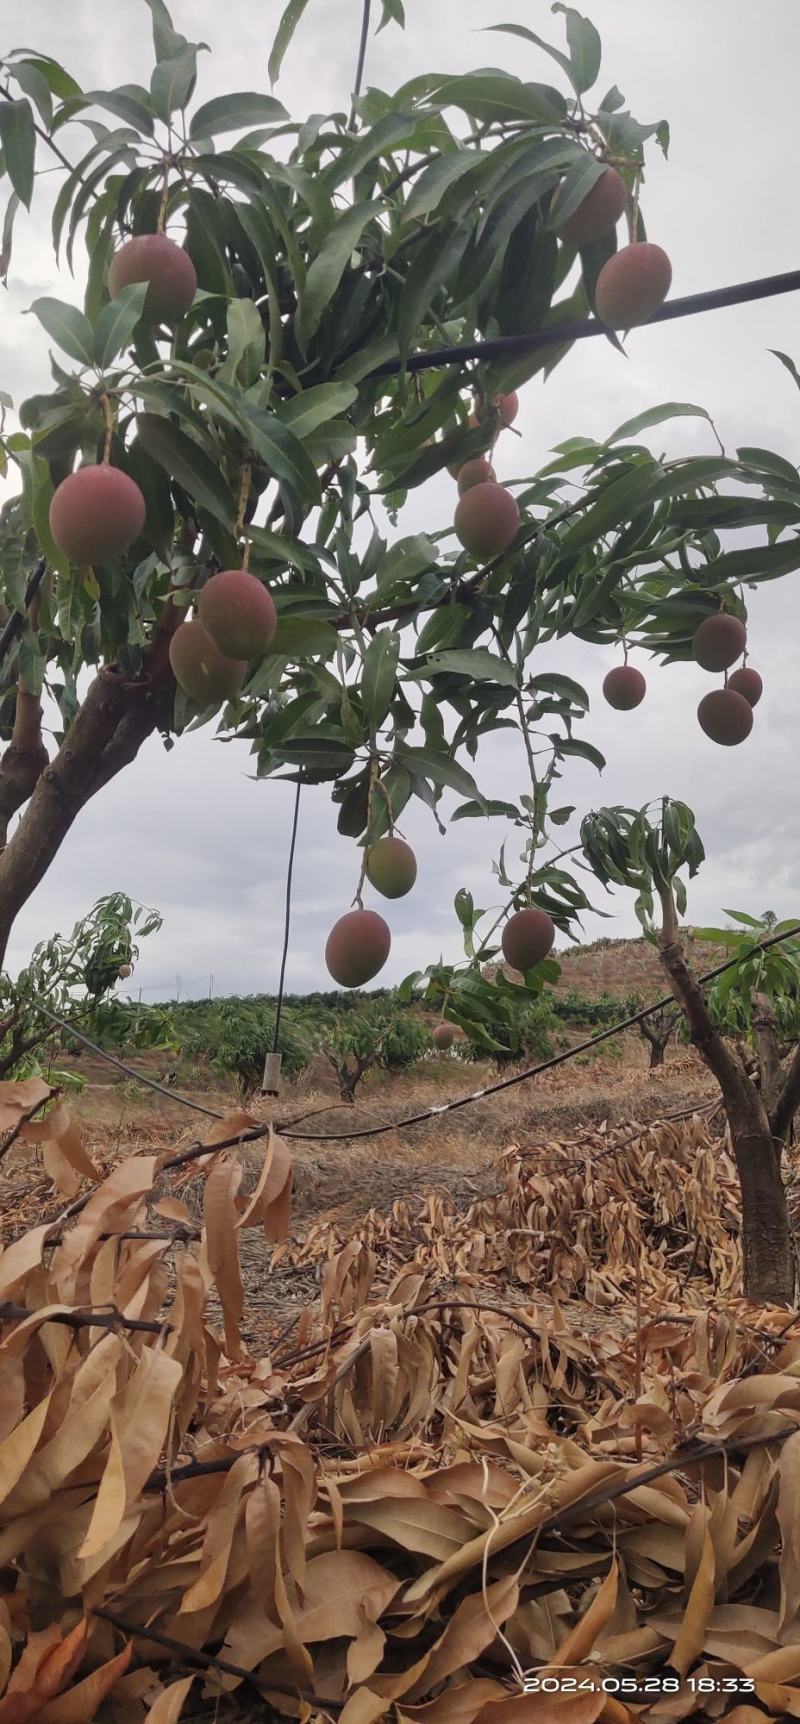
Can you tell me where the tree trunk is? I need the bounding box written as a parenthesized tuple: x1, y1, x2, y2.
(0, 607, 177, 970)
(727, 1113, 795, 1304)
(657, 889, 794, 1305)
(648, 1038, 666, 1070)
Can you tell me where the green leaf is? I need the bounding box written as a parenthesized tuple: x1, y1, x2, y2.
(135, 413, 235, 527)
(404, 149, 482, 222)
(0, 98, 36, 209)
(453, 798, 519, 821)
(79, 87, 155, 133)
(27, 297, 95, 367)
(9, 61, 53, 128)
(484, 23, 573, 84)
(548, 153, 605, 230)
(772, 350, 800, 393)
(278, 382, 357, 440)
(396, 745, 485, 806)
(297, 200, 382, 348)
(270, 616, 337, 658)
(18, 55, 83, 101)
(552, 5, 602, 93)
(532, 672, 589, 709)
(238, 404, 321, 503)
(411, 648, 518, 687)
(607, 403, 713, 444)
(1, 190, 20, 283)
(217, 297, 265, 388)
(553, 735, 606, 772)
(92, 281, 149, 368)
(361, 630, 400, 729)
(189, 91, 288, 138)
(142, 0, 188, 60)
(268, 0, 313, 87)
(435, 73, 567, 126)
(150, 44, 199, 121)
(398, 221, 470, 364)
(376, 0, 405, 30)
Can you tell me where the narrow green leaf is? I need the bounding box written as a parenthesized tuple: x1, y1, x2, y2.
(80, 87, 155, 133)
(135, 412, 235, 527)
(269, 0, 313, 87)
(150, 44, 199, 121)
(142, 0, 188, 61)
(531, 672, 589, 708)
(18, 56, 83, 101)
(217, 297, 265, 387)
(548, 152, 605, 230)
(484, 23, 572, 83)
(453, 798, 519, 821)
(404, 149, 482, 222)
(9, 61, 53, 128)
(1, 191, 20, 283)
(92, 281, 149, 368)
(189, 91, 288, 138)
(297, 200, 382, 348)
(361, 630, 400, 728)
(0, 98, 36, 209)
(398, 221, 470, 364)
(27, 296, 96, 367)
(396, 745, 485, 806)
(377, 0, 405, 29)
(608, 403, 712, 444)
(410, 648, 518, 687)
(772, 350, 800, 392)
(434, 73, 567, 126)
(239, 404, 321, 503)
(552, 5, 602, 93)
(553, 735, 606, 771)
(270, 616, 337, 658)
(277, 382, 357, 440)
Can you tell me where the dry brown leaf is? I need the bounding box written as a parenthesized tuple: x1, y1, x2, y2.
(202, 1157, 244, 1359)
(0, 1619, 89, 1723)
(777, 1429, 800, 1636)
(80, 1349, 183, 1558)
(669, 1510, 716, 1676)
(142, 1676, 196, 1722)
(35, 1642, 132, 1722)
(549, 1561, 618, 1667)
(0, 1079, 52, 1135)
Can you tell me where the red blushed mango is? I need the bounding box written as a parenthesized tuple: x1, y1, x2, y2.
(49, 465, 146, 564)
(108, 233, 197, 321)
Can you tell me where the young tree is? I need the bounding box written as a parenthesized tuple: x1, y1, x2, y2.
(0, 4, 799, 1302)
(319, 1003, 430, 1103)
(582, 803, 800, 1302)
(0, 892, 161, 1077)
(636, 1002, 681, 1070)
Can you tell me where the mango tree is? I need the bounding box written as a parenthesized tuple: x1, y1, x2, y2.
(1, 2, 800, 1296)
(582, 805, 800, 1302)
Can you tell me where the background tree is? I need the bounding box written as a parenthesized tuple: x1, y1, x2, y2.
(582, 803, 800, 1301)
(0, 4, 799, 1298)
(0, 892, 161, 1079)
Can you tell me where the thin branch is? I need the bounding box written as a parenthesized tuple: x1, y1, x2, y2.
(0, 1302, 170, 1334)
(0, 559, 47, 672)
(91, 1608, 343, 1711)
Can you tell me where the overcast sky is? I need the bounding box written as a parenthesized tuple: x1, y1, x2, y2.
(2, 0, 800, 1000)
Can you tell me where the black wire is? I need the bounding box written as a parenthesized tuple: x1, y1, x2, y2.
(368, 267, 800, 379)
(347, 0, 372, 132)
(283, 923, 800, 1140)
(25, 923, 800, 1133)
(272, 779, 302, 1055)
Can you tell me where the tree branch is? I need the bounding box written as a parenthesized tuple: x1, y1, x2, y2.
(770, 1038, 800, 1144)
(0, 687, 49, 848)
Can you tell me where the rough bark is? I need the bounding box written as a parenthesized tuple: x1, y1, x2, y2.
(0, 689, 49, 848)
(657, 888, 794, 1305)
(0, 604, 178, 971)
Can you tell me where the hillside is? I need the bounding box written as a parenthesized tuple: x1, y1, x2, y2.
(553, 928, 718, 1000)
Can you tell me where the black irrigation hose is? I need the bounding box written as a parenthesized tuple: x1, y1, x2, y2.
(368, 267, 800, 379)
(24, 924, 800, 1138)
(272, 779, 302, 1056)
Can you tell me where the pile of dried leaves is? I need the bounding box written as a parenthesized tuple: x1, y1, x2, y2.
(276, 1114, 742, 1305)
(0, 1079, 798, 1722)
